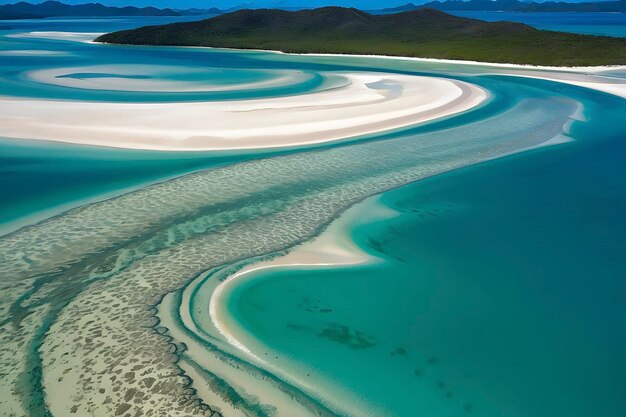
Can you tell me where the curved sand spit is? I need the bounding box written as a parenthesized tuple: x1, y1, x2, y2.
(0, 72, 486, 151)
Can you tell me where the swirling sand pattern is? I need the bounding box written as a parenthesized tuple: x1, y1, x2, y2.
(1, 23, 612, 417)
(0, 94, 578, 416)
(0, 71, 485, 151)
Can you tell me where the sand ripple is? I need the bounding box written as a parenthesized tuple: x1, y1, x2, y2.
(0, 84, 579, 416)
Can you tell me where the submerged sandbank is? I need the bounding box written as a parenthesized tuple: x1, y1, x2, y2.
(166, 195, 397, 417)
(6, 77, 582, 417)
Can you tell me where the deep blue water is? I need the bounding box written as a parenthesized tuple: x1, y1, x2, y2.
(449, 11, 626, 37)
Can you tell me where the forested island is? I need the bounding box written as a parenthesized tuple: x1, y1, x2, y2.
(96, 7, 626, 66)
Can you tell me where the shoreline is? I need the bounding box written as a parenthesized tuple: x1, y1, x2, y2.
(122, 43, 626, 98)
(95, 40, 626, 73)
(203, 195, 396, 417)
(499, 72, 626, 98)
(283, 50, 626, 99)
(3, 33, 623, 152)
(293, 52, 626, 73)
(209, 197, 381, 359)
(275, 51, 626, 98)
(193, 115, 583, 416)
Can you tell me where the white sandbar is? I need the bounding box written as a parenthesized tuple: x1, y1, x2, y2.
(207, 196, 398, 417)
(7, 31, 104, 43)
(0, 49, 69, 56)
(0, 72, 487, 151)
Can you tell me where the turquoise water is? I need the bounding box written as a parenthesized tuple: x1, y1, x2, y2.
(449, 11, 626, 38)
(0, 15, 625, 417)
(228, 120, 626, 416)
(0, 15, 572, 228)
(216, 83, 626, 416)
(0, 138, 258, 230)
(0, 18, 332, 227)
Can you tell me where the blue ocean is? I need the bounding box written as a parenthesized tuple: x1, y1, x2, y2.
(449, 11, 626, 37)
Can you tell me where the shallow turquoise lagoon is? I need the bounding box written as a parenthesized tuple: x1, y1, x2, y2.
(226, 93, 626, 417)
(1, 15, 625, 417)
(0, 138, 260, 230)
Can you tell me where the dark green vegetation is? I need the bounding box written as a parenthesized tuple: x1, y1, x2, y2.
(96, 7, 626, 66)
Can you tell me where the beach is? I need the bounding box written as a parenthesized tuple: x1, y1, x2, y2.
(0, 72, 486, 151)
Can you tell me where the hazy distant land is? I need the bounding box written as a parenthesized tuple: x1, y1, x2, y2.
(380, 0, 626, 13)
(0, 0, 220, 20)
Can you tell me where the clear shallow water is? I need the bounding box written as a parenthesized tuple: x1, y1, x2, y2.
(0, 17, 337, 228)
(228, 132, 626, 417)
(0, 138, 260, 231)
(448, 11, 626, 38)
(190, 84, 626, 417)
(0, 15, 625, 417)
(0, 15, 554, 228)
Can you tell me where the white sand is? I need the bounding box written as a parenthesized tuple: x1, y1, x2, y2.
(210, 223, 372, 361)
(293, 52, 626, 98)
(7, 31, 104, 43)
(0, 72, 487, 151)
(502, 71, 626, 99)
(160, 290, 322, 417)
(0, 49, 69, 56)
(4, 37, 623, 152)
(299, 52, 626, 72)
(207, 196, 398, 417)
(209, 204, 380, 352)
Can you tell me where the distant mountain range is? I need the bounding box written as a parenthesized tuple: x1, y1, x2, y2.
(0, 1, 223, 20)
(96, 6, 626, 66)
(380, 0, 626, 13)
(2, 0, 625, 21)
